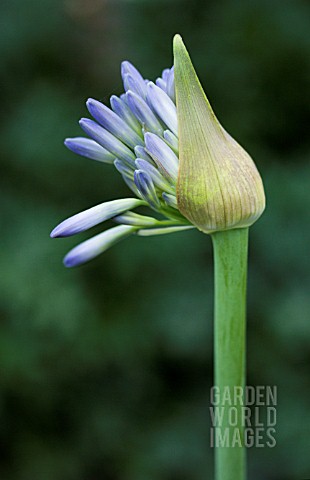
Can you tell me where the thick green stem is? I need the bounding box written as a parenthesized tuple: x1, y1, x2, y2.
(211, 228, 249, 480)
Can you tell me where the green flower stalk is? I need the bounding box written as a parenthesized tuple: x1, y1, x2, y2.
(51, 34, 265, 480)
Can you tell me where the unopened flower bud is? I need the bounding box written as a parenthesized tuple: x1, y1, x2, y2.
(173, 35, 265, 233)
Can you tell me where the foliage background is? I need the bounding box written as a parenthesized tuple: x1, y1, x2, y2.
(1, 0, 310, 479)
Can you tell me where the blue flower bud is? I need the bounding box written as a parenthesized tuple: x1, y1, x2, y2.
(79, 118, 136, 167)
(121, 61, 147, 98)
(126, 91, 163, 135)
(162, 192, 178, 209)
(64, 225, 137, 267)
(64, 137, 115, 163)
(146, 82, 178, 135)
(144, 132, 179, 182)
(123, 73, 147, 100)
(166, 67, 175, 102)
(134, 170, 161, 209)
(50, 198, 145, 237)
(110, 95, 142, 134)
(134, 146, 155, 164)
(163, 130, 178, 153)
(86, 98, 143, 149)
(135, 158, 174, 193)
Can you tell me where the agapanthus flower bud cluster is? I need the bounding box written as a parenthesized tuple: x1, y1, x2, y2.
(51, 36, 265, 267)
(51, 60, 193, 266)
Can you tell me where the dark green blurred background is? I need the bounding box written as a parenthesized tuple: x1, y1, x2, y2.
(1, 0, 310, 479)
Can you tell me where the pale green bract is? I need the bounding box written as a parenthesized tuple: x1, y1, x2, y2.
(173, 35, 265, 233)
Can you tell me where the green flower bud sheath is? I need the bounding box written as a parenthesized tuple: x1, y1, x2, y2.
(174, 35, 265, 480)
(174, 35, 265, 233)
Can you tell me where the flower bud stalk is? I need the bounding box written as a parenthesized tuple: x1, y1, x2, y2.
(212, 228, 248, 480)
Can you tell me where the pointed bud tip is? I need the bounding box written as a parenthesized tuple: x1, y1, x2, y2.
(173, 34, 190, 65)
(173, 34, 183, 50)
